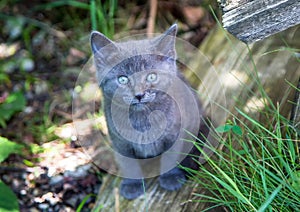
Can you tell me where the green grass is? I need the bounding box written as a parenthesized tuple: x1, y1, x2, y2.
(32, 0, 118, 38)
(183, 10, 300, 210)
(90, 0, 118, 37)
(184, 102, 299, 211)
(76, 193, 97, 212)
(183, 49, 300, 211)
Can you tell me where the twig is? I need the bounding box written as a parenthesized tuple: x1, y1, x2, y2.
(114, 187, 120, 212)
(147, 0, 158, 37)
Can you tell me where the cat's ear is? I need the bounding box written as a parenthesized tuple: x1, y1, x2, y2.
(90, 31, 117, 54)
(164, 24, 178, 38)
(154, 24, 177, 58)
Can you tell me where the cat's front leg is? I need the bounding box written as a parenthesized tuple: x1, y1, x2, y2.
(120, 178, 145, 200)
(114, 152, 145, 199)
(159, 166, 186, 191)
(159, 139, 187, 190)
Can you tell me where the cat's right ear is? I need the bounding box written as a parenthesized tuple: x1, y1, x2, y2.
(90, 31, 116, 54)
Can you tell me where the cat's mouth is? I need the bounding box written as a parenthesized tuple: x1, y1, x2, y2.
(123, 92, 156, 105)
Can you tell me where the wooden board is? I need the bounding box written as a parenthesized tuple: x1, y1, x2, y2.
(218, 0, 300, 43)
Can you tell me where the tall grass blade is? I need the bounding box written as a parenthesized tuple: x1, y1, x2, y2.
(236, 108, 278, 138)
(90, 0, 97, 30)
(257, 184, 283, 212)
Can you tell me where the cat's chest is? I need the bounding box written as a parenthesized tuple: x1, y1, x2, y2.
(105, 102, 181, 155)
(105, 98, 179, 131)
(131, 141, 167, 158)
(128, 108, 170, 132)
(106, 106, 179, 138)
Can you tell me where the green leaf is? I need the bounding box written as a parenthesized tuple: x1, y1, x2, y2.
(0, 136, 23, 163)
(23, 159, 34, 167)
(0, 180, 19, 212)
(215, 124, 233, 133)
(2, 92, 26, 111)
(232, 125, 243, 136)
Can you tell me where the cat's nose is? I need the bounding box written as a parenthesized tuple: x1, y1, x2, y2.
(135, 93, 145, 102)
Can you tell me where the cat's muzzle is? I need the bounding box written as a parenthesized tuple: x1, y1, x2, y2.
(123, 92, 156, 105)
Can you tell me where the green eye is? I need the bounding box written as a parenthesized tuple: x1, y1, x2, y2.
(146, 73, 157, 82)
(118, 76, 129, 85)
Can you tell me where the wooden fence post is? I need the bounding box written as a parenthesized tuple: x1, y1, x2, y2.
(218, 0, 300, 43)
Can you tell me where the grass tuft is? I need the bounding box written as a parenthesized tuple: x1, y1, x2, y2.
(188, 12, 300, 211)
(185, 95, 300, 211)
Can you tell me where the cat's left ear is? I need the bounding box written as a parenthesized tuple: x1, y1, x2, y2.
(90, 31, 117, 54)
(154, 24, 177, 59)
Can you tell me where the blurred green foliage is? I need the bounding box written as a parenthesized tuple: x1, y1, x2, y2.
(0, 136, 23, 163)
(0, 180, 19, 212)
(0, 136, 23, 212)
(0, 92, 26, 128)
(31, 0, 118, 38)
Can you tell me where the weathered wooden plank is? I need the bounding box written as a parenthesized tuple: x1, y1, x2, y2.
(218, 0, 300, 43)
(96, 176, 204, 212)
(92, 25, 300, 211)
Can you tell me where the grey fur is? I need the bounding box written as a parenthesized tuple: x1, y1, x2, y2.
(91, 24, 204, 199)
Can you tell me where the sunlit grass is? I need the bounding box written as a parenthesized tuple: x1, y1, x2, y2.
(184, 58, 300, 212)
(184, 11, 300, 210)
(186, 85, 297, 209)
(184, 99, 299, 211)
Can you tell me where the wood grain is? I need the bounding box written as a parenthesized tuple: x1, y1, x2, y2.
(218, 0, 300, 43)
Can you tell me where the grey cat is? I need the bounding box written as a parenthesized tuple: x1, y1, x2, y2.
(90, 24, 207, 199)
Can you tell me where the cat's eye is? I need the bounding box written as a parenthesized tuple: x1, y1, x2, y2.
(146, 73, 157, 82)
(118, 76, 129, 85)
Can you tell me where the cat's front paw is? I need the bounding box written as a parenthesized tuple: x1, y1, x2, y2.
(120, 178, 145, 200)
(159, 167, 186, 191)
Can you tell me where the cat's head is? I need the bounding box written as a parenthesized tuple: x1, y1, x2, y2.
(90, 24, 178, 109)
